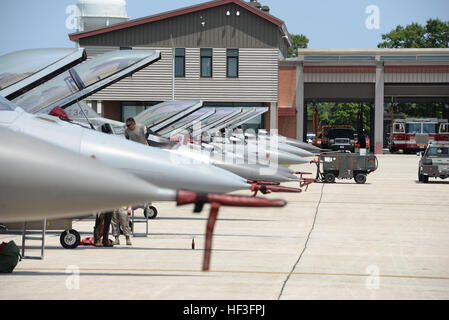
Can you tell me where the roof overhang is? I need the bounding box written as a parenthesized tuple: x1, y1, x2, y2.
(281, 48, 449, 66)
(297, 48, 449, 56)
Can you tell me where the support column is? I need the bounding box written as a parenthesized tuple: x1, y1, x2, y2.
(444, 103, 449, 122)
(91, 101, 98, 115)
(98, 101, 104, 117)
(375, 64, 385, 154)
(270, 102, 278, 131)
(370, 103, 375, 154)
(296, 63, 305, 141)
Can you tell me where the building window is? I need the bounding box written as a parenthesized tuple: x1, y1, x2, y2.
(200, 48, 213, 78)
(227, 49, 239, 78)
(175, 48, 185, 78)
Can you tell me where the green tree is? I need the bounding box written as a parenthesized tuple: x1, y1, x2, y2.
(392, 102, 443, 119)
(378, 19, 449, 48)
(308, 102, 371, 133)
(378, 19, 448, 122)
(288, 34, 309, 57)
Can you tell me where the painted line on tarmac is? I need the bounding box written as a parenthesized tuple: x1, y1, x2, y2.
(290, 200, 449, 207)
(14, 268, 449, 281)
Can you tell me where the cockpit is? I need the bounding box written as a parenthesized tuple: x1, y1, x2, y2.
(11, 50, 159, 114)
(0, 97, 14, 111)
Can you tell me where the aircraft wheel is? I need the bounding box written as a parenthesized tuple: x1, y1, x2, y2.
(60, 229, 80, 249)
(144, 206, 158, 219)
(324, 173, 336, 184)
(354, 173, 367, 184)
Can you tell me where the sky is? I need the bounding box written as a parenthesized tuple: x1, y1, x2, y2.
(0, 0, 449, 56)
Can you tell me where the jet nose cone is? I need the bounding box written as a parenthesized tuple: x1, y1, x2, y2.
(0, 127, 176, 222)
(274, 151, 309, 165)
(284, 146, 314, 158)
(189, 163, 250, 193)
(285, 139, 321, 152)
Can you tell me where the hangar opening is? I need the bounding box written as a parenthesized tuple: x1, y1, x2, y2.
(278, 49, 449, 154)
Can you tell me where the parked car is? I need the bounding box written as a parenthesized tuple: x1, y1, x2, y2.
(321, 125, 355, 152)
(306, 133, 315, 144)
(418, 142, 449, 183)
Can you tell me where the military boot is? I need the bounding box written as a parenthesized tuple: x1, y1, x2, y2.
(112, 237, 120, 245)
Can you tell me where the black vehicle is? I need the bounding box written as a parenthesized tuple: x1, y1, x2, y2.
(321, 126, 355, 152)
(418, 142, 449, 183)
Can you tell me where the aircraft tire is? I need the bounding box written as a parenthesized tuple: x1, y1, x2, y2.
(60, 229, 80, 249)
(144, 206, 158, 219)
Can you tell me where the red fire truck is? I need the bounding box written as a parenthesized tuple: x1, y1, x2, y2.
(389, 118, 449, 153)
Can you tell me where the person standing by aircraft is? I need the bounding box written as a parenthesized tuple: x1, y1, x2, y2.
(125, 117, 153, 214)
(94, 211, 114, 247)
(111, 206, 132, 246)
(125, 118, 149, 146)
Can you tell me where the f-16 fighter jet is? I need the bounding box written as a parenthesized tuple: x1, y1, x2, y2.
(0, 97, 287, 271)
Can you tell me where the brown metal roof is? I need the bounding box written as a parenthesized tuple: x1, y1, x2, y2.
(69, 0, 289, 43)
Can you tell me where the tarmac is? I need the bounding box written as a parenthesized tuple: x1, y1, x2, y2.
(1, 154, 449, 300)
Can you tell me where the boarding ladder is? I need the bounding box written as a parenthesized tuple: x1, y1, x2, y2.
(0, 220, 46, 260)
(131, 206, 149, 237)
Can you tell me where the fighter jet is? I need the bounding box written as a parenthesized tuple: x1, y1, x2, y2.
(171, 142, 301, 185)
(0, 125, 176, 223)
(207, 140, 310, 165)
(0, 98, 249, 194)
(1, 48, 309, 194)
(1, 96, 290, 270)
(130, 103, 311, 185)
(0, 47, 311, 168)
(0, 126, 288, 271)
(0, 49, 295, 271)
(257, 129, 321, 153)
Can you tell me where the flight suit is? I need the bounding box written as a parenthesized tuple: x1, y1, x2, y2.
(94, 211, 114, 247)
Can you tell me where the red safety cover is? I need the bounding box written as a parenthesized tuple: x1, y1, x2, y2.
(49, 106, 69, 120)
